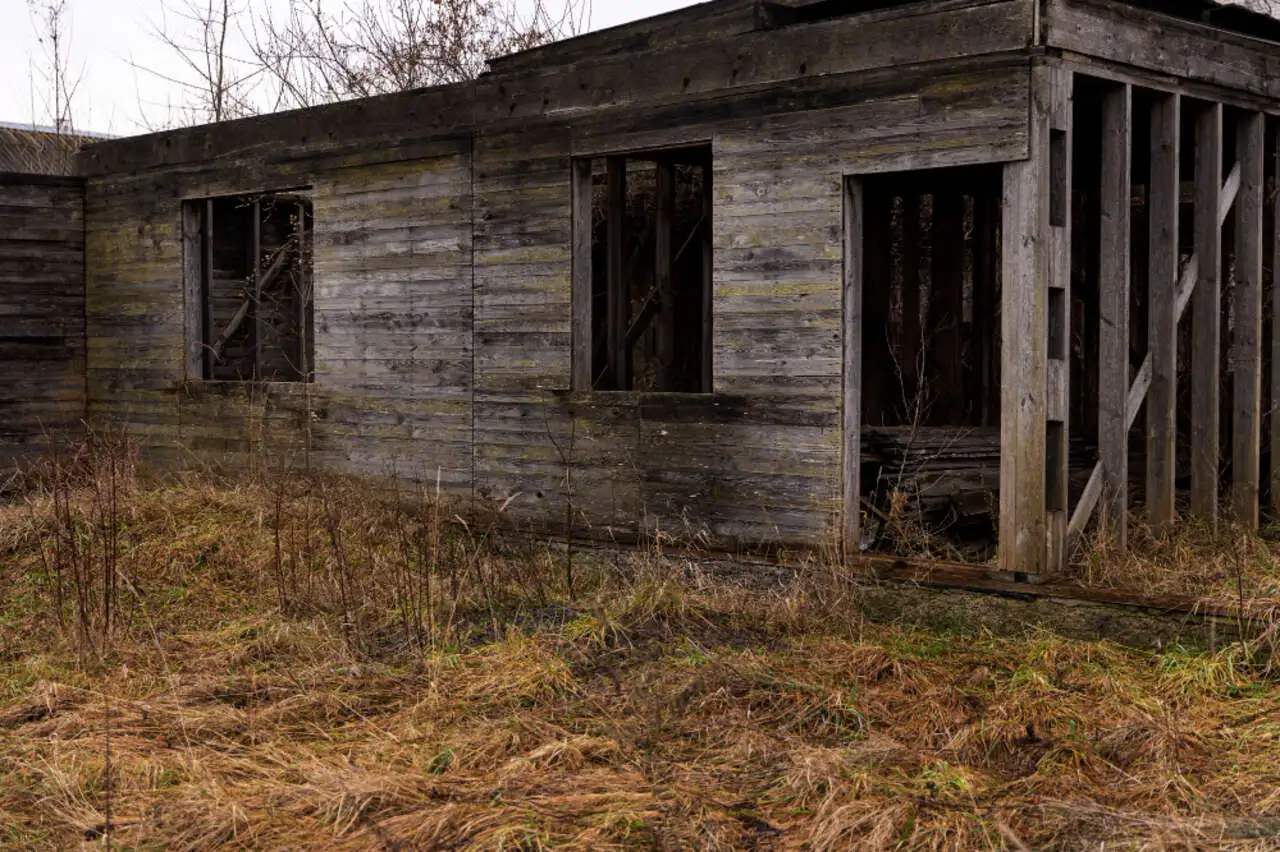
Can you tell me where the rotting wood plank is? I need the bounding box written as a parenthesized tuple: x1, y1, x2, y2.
(1232, 111, 1265, 529)
(182, 202, 203, 382)
(1146, 92, 1180, 534)
(1097, 82, 1132, 551)
(700, 164, 713, 394)
(843, 177, 863, 561)
(1191, 102, 1222, 525)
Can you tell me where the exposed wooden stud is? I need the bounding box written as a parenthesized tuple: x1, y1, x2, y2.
(1046, 65, 1072, 574)
(571, 158, 594, 390)
(1191, 102, 1222, 524)
(606, 156, 627, 390)
(655, 159, 676, 391)
(1098, 83, 1132, 550)
(843, 177, 864, 561)
(1147, 92, 1180, 533)
(700, 163, 713, 394)
(1272, 128, 1280, 516)
(250, 197, 263, 381)
(202, 199, 215, 382)
(999, 64, 1058, 578)
(1232, 111, 1265, 529)
(182, 202, 204, 382)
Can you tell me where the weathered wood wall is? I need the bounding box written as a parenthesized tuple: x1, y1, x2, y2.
(0, 174, 85, 470)
(74, 0, 1036, 547)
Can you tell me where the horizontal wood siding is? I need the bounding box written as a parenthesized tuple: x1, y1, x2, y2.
(0, 176, 85, 467)
(77, 0, 1036, 546)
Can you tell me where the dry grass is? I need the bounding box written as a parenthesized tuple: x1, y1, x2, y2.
(2, 449, 1280, 849)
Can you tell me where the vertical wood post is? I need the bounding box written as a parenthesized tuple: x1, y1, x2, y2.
(843, 177, 864, 560)
(571, 158, 594, 390)
(1098, 83, 1133, 550)
(183, 202, 204, 382)
(1045, 66, 1073, 573)
(930, 191, 966, 422)
(1000, 64, 1061, 577)
(1272, 129, 1280, 516)
(606, 157, 628, 389)
(1147, 93, 1181, 533)
(655, 159, 676, 391)
(202, 199, 215, 381)
(251, 198, 263, 381)
(1233, 111, 1265, 528)
(1191, 103, 1223, 525)
(701, 163, 714, 393)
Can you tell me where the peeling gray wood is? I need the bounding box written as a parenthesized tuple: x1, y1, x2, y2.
(571, 158, 593, 390)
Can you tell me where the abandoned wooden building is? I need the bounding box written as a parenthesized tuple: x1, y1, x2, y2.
(4, 0, 1280, 579)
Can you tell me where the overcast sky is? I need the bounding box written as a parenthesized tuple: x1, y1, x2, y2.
(0, 0, 690, 136)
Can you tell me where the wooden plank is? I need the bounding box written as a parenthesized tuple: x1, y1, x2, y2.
(1098, 83, 1132, 550)
(571, 158, 593, 390)
(1273, 129, 1280, 516)
(1191, 102, 1222, 525)
(606, 156, 627, 390)
(202, 199, 215, 382)
(1045, 65, 1073, 574)
(251, 197, 263, 382)
(1232, 111, 1265, 529)
(182, 202, 203, 382)
(701, 164, 713, 394)
(655, 159, 675, 392)
(1146, 93, 1180, 533)
(999, 64, 1053, 577)
(900, 194, 922, 407)
(843, 177, 863, 560)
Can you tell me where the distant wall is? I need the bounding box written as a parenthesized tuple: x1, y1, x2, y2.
(0, 174, 86, 472)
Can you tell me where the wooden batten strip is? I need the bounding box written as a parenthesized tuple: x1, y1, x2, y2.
(1190, 103, 1222, 524)
(1231, 111, 1265, 529)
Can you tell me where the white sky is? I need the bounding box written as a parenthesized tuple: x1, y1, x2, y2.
(0, 0, 691, 136)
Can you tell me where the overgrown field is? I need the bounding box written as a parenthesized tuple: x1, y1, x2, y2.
(2, 445, 1280, 849)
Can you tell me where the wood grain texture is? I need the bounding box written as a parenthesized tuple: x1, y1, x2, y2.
(1191, 103, 1222, 525)
(1231, 111, 1264, 529)
(1146, 93, 1180, 533)
(1097, 83, 1132, 550)
(999, 62, 1052, 577)
(0, 176, 86, 468)
(842, 177, 863, 559)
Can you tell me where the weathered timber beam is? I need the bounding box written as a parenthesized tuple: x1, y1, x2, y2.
(571, 159, 593, 390)
(1231, 112, 1265, 529)
(1146, 92, 1181, 533)
(1272, 129, 1280, 515)
(1045, 66, 1074, 575)
(843, 177, 864, 560)
(1097, 82, 1132, 552)
(999, 63, 1060, 577)
(1190, 103, 1223, 525)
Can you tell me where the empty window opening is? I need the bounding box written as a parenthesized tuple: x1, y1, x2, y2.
(577, 146, 712, 392)
(187, 193, 314, 382)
